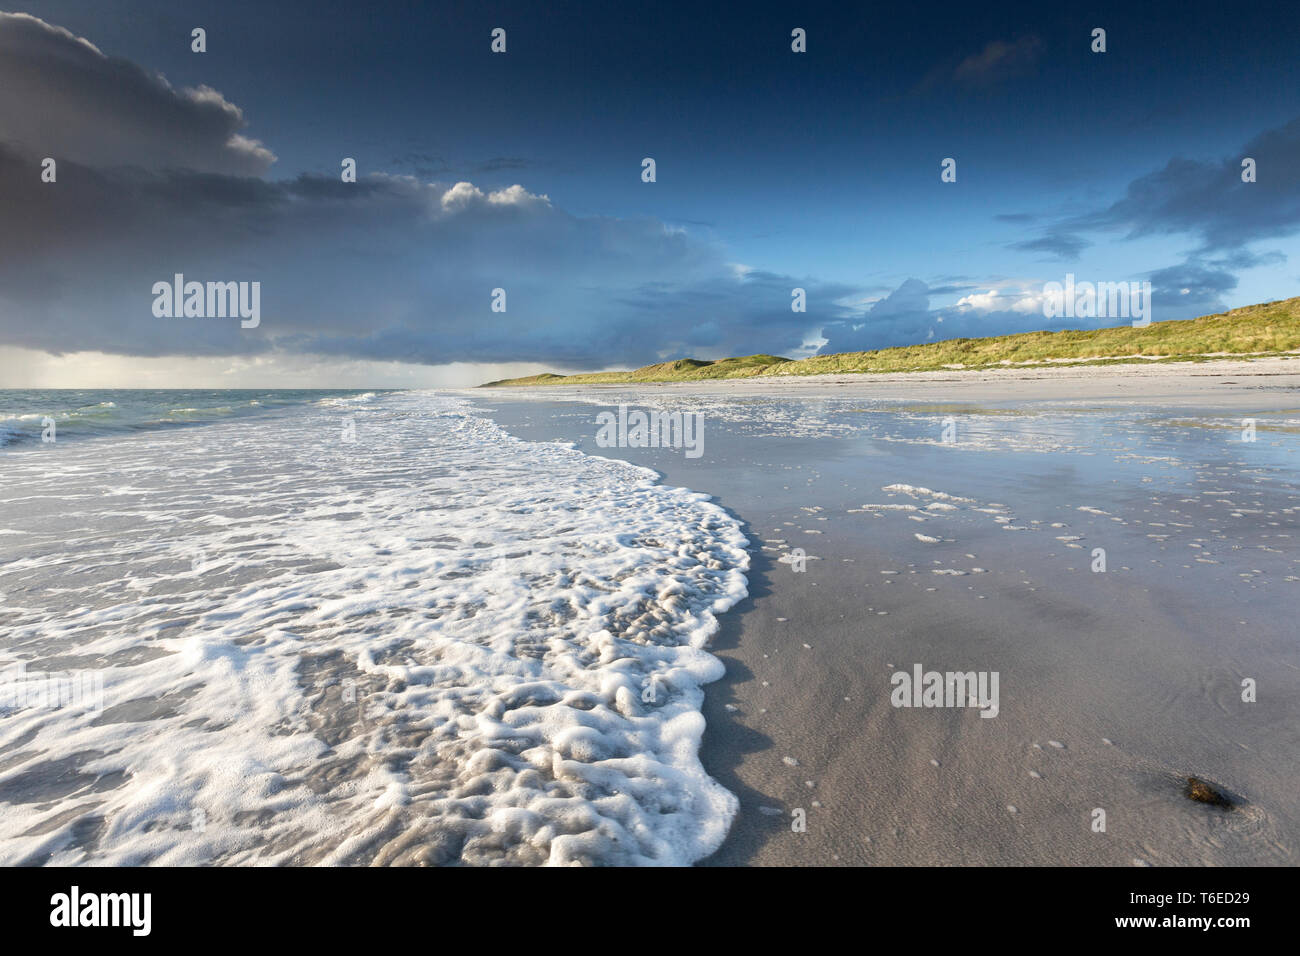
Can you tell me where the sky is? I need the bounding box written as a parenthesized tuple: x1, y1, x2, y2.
(1, 0, 1299, 387)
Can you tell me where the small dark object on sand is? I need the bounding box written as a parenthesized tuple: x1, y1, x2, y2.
(1184, 776, 1234, 809)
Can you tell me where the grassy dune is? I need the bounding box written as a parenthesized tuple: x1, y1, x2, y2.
(480, 297, 1300, 386)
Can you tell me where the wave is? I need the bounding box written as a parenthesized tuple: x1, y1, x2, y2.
(0, 391, 748, 866)
(0, 389, 384, 447)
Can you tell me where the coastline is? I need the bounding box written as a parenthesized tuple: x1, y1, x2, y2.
(479, 354, 1300, 403)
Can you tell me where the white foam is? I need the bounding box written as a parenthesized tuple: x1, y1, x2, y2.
(881, 484, 976, 503)
(0, 392, 749, 866)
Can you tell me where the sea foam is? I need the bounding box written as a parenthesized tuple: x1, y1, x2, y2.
(0, 392, 748, 866)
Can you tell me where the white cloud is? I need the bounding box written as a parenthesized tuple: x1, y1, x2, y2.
(436, 181, 550, 215)
(954, 286, 1046, 314)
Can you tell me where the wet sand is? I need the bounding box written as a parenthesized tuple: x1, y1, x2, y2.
(471, 359, 1300, 866)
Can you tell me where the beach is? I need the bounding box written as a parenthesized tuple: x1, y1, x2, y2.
(473, 357, 1300, 865)
(1, 360, 1297, 866)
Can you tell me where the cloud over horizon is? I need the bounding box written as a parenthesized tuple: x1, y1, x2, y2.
(0, 11, 1296, 379)
(0, 13, 868, 372)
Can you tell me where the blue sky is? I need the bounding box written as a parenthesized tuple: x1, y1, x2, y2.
(2, 1, 1299, 385)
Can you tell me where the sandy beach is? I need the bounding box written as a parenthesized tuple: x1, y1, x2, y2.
(473, 357, 1300, 865)
(2, 361, 1296, 866)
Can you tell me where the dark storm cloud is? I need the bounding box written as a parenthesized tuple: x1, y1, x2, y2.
(0, 14, 842, 368)
(0, 147, 845, 364)
(0, 13, 274, 175)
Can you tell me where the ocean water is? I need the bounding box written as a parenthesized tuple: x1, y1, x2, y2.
(0, 390, 749, 865)
(0, 388, 382, 447)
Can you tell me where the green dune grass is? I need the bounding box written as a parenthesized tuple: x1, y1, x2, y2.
(480, 296, 1300, 386)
